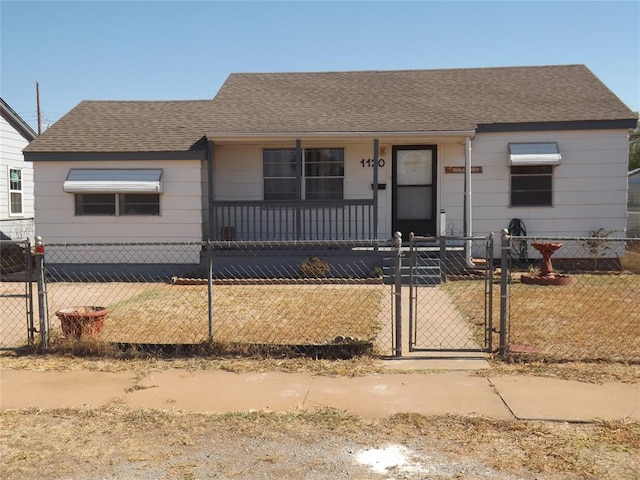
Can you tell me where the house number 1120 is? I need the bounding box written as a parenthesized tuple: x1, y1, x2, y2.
(360, 158, 385, 168)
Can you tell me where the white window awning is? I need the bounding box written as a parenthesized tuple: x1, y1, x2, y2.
(64, 169, 163, 193)
(508, 143, 561, 166)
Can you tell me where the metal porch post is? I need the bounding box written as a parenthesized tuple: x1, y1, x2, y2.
(207, 139, 216, 241)
(373, 139, 379, 239)
(295, 139, 302, 240)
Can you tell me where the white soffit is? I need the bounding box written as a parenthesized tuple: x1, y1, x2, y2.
(508, 143, 561, 166)
(63, 169, 163, 193)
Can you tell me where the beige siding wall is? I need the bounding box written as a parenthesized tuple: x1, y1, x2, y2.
(469, 130, 630, 238)
(34, 159, 203, 263)
(437, 142, 467, 236)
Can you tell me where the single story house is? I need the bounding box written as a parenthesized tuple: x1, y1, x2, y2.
(1, 98, 37, 241)
(23, 65, 637, 266)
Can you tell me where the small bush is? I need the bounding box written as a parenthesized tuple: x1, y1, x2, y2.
(300, 256, 330, 278)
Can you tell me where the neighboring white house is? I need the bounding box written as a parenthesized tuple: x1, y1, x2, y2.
(0, 98, 37, 241)
(23, 65, 637, 264)
(629, 167, 640, 236)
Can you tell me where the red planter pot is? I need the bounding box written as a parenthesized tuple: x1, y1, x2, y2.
(55, 306, 109, 339)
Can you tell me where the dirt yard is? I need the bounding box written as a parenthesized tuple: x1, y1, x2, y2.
(1, 407, 638, 480)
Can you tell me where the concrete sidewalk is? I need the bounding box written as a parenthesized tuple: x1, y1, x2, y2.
(1, 363, 638, 422)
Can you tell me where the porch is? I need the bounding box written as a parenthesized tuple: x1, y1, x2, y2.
(211, 199, 376, 241)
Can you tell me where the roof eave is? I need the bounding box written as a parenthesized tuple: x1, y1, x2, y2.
(23, 150, 207, 162)
(477, 119, 638, 133)
(206, 129, 477, 144)
(0, 98, 37, 141)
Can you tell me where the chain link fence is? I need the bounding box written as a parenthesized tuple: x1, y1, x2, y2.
(0, 240, 34, 349)
(505, 235, 640, 362)
(4, 233, 638, 363)
(40, 240, 394, 356)
(628, 211, 640, 238)
(407, 234, 495, 353)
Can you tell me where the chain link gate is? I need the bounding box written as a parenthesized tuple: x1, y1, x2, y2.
(407, 233, 494, 353)
(0, 240, 35, 348)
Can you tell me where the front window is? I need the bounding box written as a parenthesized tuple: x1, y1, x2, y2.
(510, 166, 553, 207)
(9, 168, 23, 215)
(263, 149, 297, 200)
(119, 194, 160, 215)
(263, 148, 344, 200)
(75, 193, 160, 216)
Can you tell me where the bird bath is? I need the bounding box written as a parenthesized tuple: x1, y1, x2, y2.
(520, 242, 577, 286)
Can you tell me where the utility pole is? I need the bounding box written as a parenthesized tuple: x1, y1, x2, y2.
(36, 81, 42, 135)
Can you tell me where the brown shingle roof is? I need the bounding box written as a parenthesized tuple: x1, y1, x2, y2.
(208, 65, 636, 134)
(24, 100, 214, 153)
(24, 65, 636, 153)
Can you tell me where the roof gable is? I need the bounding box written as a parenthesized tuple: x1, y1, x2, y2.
(208, 65, 637, 135)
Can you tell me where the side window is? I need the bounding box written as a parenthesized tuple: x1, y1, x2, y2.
(510, 166, 553, 207)
(9, 168, 23, 215)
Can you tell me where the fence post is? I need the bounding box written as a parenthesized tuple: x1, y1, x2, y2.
(394, 231, 402, 357)
(487, 232, 494, 353)
(207, 241, 214, 343)
(26, 240, 35, 345)
(439, 209, 447, 282)
(35, 236, 49, 348)
(499, 229, 510, 359)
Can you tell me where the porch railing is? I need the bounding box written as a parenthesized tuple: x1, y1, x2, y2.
(212, 200, 375, 241)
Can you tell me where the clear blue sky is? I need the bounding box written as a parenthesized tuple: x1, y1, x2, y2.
(1, 1, 638, 131)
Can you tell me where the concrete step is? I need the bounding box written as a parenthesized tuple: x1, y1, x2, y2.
(382, 257, 442, 285)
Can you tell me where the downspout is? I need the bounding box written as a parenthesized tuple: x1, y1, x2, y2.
(464, 136, 475, 267)
(206, 138, 216, 241)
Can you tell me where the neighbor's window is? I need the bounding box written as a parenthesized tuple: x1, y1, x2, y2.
(9, 168, 23, 215)
(510, 166, 553, 207)
(263, 148, 344, 200)
(75, 193, 160, 216)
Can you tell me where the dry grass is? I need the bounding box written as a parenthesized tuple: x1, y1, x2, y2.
(622, 240, 640, 273)
(483, 359, 640, 384)
(508, 275, 640, 361)
(1, 407, 638, 479)
(94, 284, 384, 346)
(3, 351, 640, 383)
(444, 273, 640, 363)
(0, 353, 387, 377)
